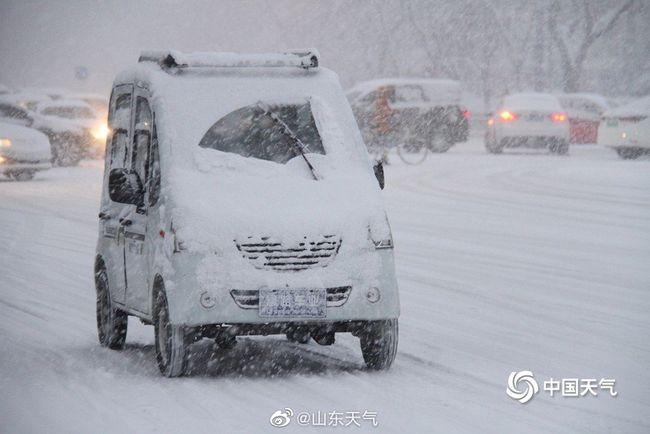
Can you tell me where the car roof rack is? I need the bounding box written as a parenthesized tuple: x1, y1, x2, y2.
(138, 50, 319, 72)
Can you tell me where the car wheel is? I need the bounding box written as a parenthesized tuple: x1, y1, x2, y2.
(359, 319, 398, 370)
(96, 267, 128, 350)
(551, 139, 569, 155)
(485, 137, 503, 154)
(429, 130, 453, 153)
(7, 171, 35, 181)
(616, 147, 643, 160)
(154, 288, 189, 377)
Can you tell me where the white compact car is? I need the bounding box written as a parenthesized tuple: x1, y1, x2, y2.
(485, 92, 570, 154)
(0, 121, 51, 180)
(598, 96, 650, 159)
(95, 50, 400, 376)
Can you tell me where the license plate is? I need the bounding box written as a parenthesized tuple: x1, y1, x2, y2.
(527, 114, 546, 122)
(259, 288, 326, 318)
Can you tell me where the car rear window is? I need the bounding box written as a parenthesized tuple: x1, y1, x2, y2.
(198, 101, 325, 164)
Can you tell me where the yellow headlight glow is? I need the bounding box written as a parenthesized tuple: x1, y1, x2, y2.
(91, 123, 110, 141)
(0, 138, 12, 148)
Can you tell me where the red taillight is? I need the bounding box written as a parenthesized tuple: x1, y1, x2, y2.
(551, 112, 567, 122)
(461, 109, 470, 119)
(499, 110, 517, 122)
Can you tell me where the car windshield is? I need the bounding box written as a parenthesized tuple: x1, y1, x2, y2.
(198, 101, 325, 164)
(41, 106, 94, 119)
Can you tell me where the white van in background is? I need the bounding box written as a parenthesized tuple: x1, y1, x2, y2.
(598, 96, 650, 159)
(95, 50, 400, 377)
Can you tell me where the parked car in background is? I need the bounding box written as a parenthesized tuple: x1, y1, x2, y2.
(557, 93, 609, 144)
(0, 121, 51, 180)
(598, 95, 650, 159)
(1, 90, 52, 111)
(347, 78, 469, 154)
(485, 92, 569, 154)
(36, 99, 106, 164)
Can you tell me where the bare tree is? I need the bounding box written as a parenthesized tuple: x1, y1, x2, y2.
(548, 0, 635, 92)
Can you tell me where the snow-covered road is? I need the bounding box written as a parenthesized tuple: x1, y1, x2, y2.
(1, 141, 649, 433)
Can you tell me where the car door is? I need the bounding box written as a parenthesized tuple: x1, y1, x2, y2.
(124, 88, 153, 314)
(99, 85, 133, 306)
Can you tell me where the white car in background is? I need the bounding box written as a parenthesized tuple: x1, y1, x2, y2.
(0, 121, 51, 181)
(485, 92, 570, 154)
(36, 99, 106, 164)
(598, 96, 650, 159)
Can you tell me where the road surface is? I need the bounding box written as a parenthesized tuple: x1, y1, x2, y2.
(1, 140, 649, 433)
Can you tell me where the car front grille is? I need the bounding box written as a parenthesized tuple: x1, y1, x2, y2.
(230, 286, 352, 309)
(235, 235, 342, 272)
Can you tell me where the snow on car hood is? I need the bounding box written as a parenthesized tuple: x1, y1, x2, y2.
(170, 159, 384, 254)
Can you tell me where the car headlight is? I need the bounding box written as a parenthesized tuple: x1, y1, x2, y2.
(368, 214, 394, 250)
(0, 138, 12, 148)
(91, 122, 109, 141)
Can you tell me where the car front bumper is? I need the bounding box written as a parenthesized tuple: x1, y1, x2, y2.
(164, 249, 400, 327)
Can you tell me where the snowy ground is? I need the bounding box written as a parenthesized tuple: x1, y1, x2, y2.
(1, 139, 649, 433)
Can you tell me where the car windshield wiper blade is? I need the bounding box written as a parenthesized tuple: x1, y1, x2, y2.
(256, 101, 320, 180)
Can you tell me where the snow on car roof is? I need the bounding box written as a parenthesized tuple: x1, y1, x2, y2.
(348, 78, 461, 103)
(114, 59, 366, 169)
(560, 93, 610, 110)
(604, 95, 650, 117)
(503, 92, 562, 111)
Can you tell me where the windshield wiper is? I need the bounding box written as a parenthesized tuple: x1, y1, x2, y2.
(256, 101, 320, 180)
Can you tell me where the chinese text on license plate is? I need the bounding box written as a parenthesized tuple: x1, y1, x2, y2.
(259, 288, 326, 318)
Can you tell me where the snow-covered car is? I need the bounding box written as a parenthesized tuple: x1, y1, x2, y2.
(348, 78, 469, 153)
(485, 92, 570, 154)
(95, 50, 400, 377)
(0, 89, 52, 111)
(598, 95, 650, 159)
(557, 93, 609, 144)
(36, 99, 106, 165)
(0, 121, 51, 180)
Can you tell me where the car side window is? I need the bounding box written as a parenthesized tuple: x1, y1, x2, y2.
(107, 89, 132, 169)
(132, 97, 152, 192)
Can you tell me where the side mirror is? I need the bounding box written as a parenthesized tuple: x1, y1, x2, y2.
(373, 160, 385, 190)
(109, 168, 144, 206)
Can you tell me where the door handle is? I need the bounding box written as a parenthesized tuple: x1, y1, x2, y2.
(98, 211, 111, 220)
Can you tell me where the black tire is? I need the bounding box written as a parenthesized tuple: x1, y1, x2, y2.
(616, 147, 643, 160)
(551, 139, 569, 155)
(7, 171, 35, 181)
(96, 267, 128, 350)
(429, 130, 453, 153)
(485, 137, 503, 154)
(360, 319, 398, 370)
(154, 288, 189, 377)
